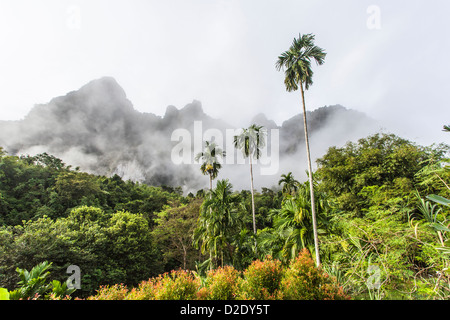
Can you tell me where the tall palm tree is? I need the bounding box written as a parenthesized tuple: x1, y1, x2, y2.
(278, 172, 300, 196)
(275, 33, 326, 266)
(195, 141, 226, 191)
(234, 124, 267, 235)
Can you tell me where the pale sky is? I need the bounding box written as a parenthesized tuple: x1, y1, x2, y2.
(0, 0, 449, 146)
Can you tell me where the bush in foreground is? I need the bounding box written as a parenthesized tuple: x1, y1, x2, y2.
(197, 266, 241, 300)
(239, 256, 285, 300)
(90, 270, 200, 300)
(281, 249, 349, 300)
(87, 250, 349, 300)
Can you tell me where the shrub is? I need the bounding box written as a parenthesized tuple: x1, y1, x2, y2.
(125, 279, 156, 300)
(88, 283, 128, 300)
(152, 269, 200, 300)
(199, 266, 241, 300)
(86, 252, 352, 300)
(240, 256, 284, 300)
(7, 261, 76, 300)
(280, 249, 350, 300)
(87, 270, 200, 300)
(8, 261, 53, 300)
(0, 288, 10, 300)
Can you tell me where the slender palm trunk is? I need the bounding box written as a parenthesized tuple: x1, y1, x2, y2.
(300, 81, 321, 267)
(249, 155, 258, 255)
(249, 155, 257, 235)
(208, 173, 214, 268)
(181, 241, 187, 270)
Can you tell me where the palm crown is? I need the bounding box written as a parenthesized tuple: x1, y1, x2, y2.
(233, 124, 267, 160)
(275, 33, 326, 91)
(278, 172, 300, 195)
(195, 141, 226, 180)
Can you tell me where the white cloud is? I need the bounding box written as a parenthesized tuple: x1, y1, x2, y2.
(0, 0, 448, 146)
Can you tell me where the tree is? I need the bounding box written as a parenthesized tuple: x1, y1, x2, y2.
(316, 133, 443, 215)
(0, 153, 71, 224)
(276, 33, 326, 266)
(152, 199, 203, 270)
(104, 210, 159, 285)
(195, 141, 226, 191)
(234, 124, 267, 235)
(258, 181, 329, 264)
(278, 172, 300, 196)
(54, 171, 103, 210)
(193, 179, 244, 269)
(21, 152, 73, 171)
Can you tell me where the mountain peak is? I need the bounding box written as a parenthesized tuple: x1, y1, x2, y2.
(23, 76, 134, 128)
(77, 76, 127, 100)
(180, 100, 204, 116)
(251, 113, 278, 129)
(164, 105, 179, 118)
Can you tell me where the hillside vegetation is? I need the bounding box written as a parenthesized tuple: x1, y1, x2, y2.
(1, 132, 449, 300)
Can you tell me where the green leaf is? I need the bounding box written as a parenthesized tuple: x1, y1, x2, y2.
(426, 194, 450, 207)
(431, 223, 450, 233)
(436, 246, 450, 255)
(0, 288, 10, 300)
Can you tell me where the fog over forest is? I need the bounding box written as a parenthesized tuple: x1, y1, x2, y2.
(0, 77, 381, 193)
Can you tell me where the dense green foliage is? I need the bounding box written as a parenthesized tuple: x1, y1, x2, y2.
(7, 261, 75, 300)
(315, 134, 450, 299)
(315, 133, 448, 215)
(1, 131, 449, 300)
(0, 149, 185, 296)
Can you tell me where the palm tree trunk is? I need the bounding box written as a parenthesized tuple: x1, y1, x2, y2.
(181, 241, 187, 270)
(249, 155, 258, 255)
(300, 81, 321, 267)
(249, 155, 257, 235)
(208, 173, 214, 267)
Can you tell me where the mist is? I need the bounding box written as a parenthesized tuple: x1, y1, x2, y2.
(1, 1, 449, 154)
(0, 77, 382, 194)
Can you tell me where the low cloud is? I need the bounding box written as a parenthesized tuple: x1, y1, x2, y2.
(0, 77, 381, 193)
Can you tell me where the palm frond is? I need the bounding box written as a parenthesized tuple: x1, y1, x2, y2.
(234, 124, 267, 160)
(276, 32, 326, 92)
(195, 140, 225, 179)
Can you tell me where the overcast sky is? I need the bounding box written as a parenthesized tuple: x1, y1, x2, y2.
(0, 0, 449, 146)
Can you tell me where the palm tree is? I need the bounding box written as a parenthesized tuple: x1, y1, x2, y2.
(275, 33, 326, 266)
(234, 124, 267, 235)
(278, 172, 300, 196)
(193, 179, 243, 269)
(258, 181, 329, 264)
(195, 141, 226, 191)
